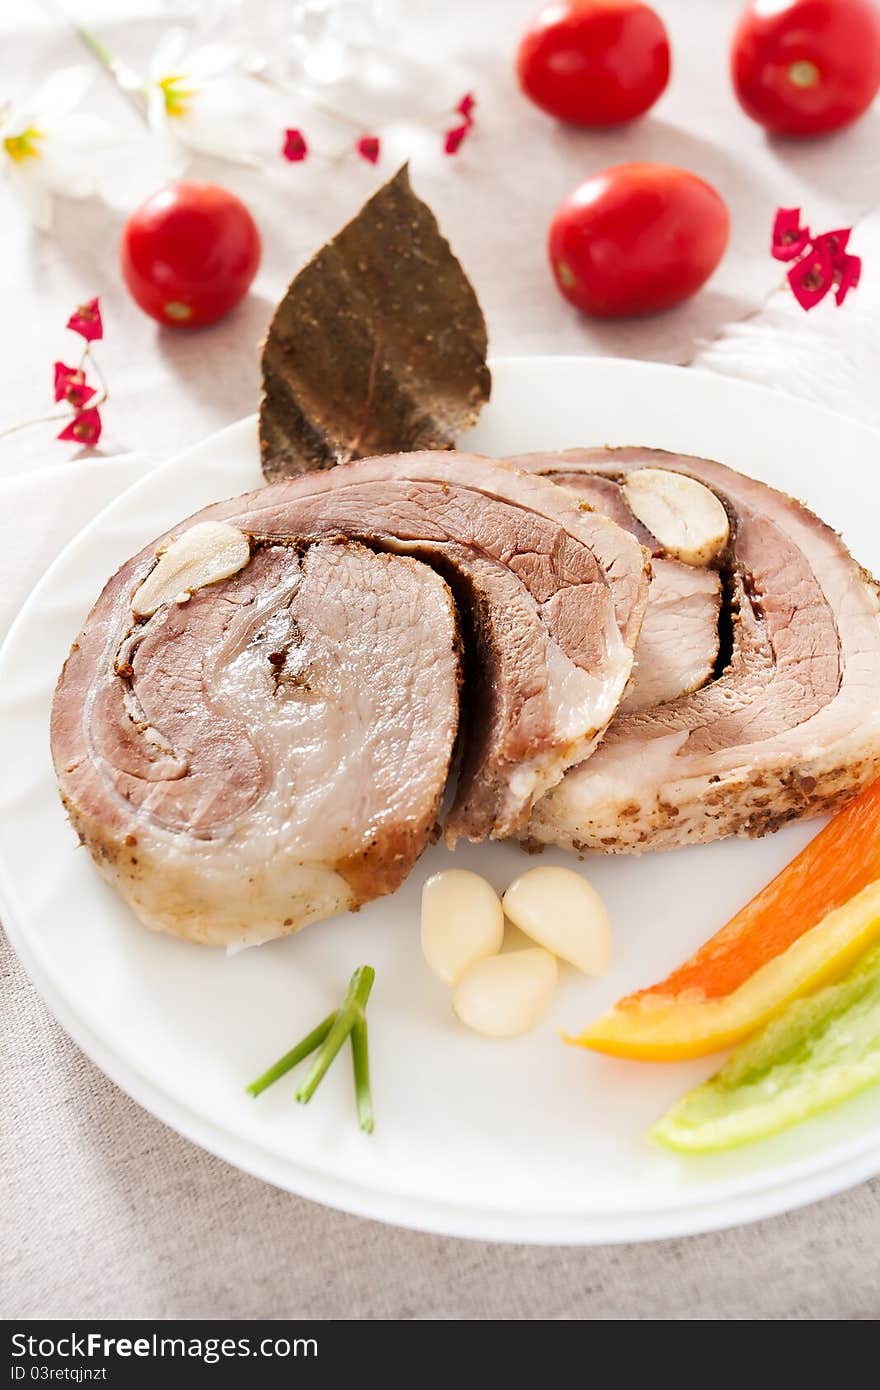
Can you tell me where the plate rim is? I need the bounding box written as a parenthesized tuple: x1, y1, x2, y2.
(5, 356, 880, 1244)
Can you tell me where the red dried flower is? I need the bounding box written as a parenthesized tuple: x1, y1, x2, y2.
(834, 252, 862, 306)
(54, 361, 96, 409)
(66, 298, 103, 342)
(356, 135, 380, 165)
(771, 207, 810, 262)
(444, 123, 470, 156)
(282, 128, 308, 162)
(813, 227, 851, 261)
(455, 92, 476, 123)
(58, 407, 102, 447)
(775, 208, 862, 311)
(787, 240, 836, 311)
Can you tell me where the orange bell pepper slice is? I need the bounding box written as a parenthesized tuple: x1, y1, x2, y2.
(575, 777, 880, 1061)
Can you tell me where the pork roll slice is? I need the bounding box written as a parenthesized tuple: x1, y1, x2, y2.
(621, 559, 721, 713)
(514, 448, 880, 852)
(53, 541, 460, 948)
(51, 452, 649, 945)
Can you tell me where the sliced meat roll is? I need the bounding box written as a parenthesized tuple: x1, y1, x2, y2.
(203, 452, 650, 844)
(57, 542, 461, 947)
(513, 448, 880, 852)
(51, 452, 649, 946)
(621, 559, 721, 713)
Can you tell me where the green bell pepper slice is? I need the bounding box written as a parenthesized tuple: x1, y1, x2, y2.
(651, 942, 880, 1154)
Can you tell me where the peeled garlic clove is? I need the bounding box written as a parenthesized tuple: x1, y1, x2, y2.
(503, 866, 611, 977)
(622, 468, 729, 567)
(132, 522, 251, 618)
(453, 948, 557, 1038)
(421, 869, 504, 984)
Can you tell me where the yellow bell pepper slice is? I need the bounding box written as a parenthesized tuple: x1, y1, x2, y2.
(574, 776, 880, 1061)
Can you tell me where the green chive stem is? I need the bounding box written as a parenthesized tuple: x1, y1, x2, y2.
(351, 1017, 374, 1134)
(246, 1012, 337, 1098)
(296, 966, 376, 1106)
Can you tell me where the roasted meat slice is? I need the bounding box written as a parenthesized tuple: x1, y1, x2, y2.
(204, 453, 649, 843)
(51, 452, 649, 945)
(55, 542, 460, 947)
(621, 559, 721, 713)
(514, 448, 880, 852)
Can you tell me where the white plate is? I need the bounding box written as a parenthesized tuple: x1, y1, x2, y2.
(4, 358, 880, 1245)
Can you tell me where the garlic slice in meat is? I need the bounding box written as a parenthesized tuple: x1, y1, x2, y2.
(622, 468, 729, 567)
(132, 522, 251, 618)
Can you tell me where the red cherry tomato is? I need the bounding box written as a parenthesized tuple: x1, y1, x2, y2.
(731, 0, 880, 137)
(548, 164, 730, 318)
(516, 0, 670, 127)
(120, 182, 261, 328)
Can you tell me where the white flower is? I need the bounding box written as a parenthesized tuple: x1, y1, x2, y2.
(0, 68, 116, 230)
(125, 28, 260, 169)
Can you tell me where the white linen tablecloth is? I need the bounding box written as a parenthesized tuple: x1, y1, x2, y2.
(3, 0, 880, 1320)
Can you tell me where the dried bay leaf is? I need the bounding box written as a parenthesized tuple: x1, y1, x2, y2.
(259, 165, 491, 482)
